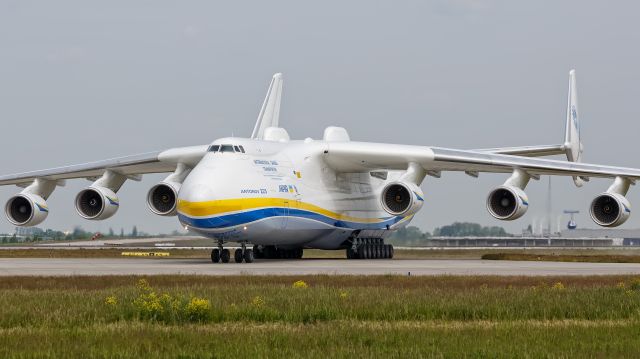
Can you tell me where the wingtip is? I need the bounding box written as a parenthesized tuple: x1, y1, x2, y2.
(569, 69, 576, 76)
(273, 72, 283, 79)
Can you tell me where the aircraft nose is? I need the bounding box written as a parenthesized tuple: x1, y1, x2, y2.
(176, 183, 215, 213)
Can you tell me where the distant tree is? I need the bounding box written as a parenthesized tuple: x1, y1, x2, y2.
(108, 228, 115, 237)
(387, 226, 431, 246)
(72, 226, 87, 239)
(132, 226, 138, 237)
(433, 222, 511, 237)
(120, 228, 124, 238)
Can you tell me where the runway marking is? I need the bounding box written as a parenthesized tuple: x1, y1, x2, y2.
(1, 258, 640, 276)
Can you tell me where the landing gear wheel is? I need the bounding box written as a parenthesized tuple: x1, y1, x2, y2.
(263, 246, 275, 259)
(382, 245, 389, 259)
(253, 245, 264, 259)
(211, 248, 220, 263)
(388, 245, 394, 259)
(234, 248, 243, 263)
(220, 249, 230, 263)
(244, 249, 254, 263)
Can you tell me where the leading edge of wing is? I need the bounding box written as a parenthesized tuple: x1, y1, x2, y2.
(323, 141, 640, 180)
(429, 147, 640, 179)
(0, 145, 208, 186)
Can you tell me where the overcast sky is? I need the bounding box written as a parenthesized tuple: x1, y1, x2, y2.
(1, 0, 639, 235)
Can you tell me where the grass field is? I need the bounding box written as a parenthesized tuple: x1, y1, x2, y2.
(2, 275, 640, 357)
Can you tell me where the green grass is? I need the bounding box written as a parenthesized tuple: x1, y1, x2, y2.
(482, 252, 640, 263)
(1, 275, 640, 357)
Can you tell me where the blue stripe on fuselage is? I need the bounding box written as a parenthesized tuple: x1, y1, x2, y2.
(178, 207, 404, 230)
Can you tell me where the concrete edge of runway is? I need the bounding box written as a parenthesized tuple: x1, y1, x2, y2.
(1, 257, 640, 276)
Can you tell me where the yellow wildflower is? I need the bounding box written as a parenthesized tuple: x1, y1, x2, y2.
(252, 296, 265, 307)
(339, 291, 348, 299)
(552, 282, 565, 291)
(104, 295, 117, 306)
(185, 297, 211, 321)
(292, 280, 308, 289)
(137, 278, 151, 291)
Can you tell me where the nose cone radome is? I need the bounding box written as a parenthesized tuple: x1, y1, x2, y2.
(177, 182, 215, 211)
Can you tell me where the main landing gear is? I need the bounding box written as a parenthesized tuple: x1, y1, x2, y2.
(253, 245, 304, 259)
(211, 241, 254, 263)
(346, 238, 393, 259)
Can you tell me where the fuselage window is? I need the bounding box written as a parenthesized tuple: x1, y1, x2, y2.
(239, 146, 246, 153)
(208, 145, 220, 152)
(219, 145, 234, 153)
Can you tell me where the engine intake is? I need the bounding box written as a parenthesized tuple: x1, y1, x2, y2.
(75, 186, 119, 220)
(5, 193, 49, 227)
(486, 186, 529, 220)
(147, 182, 179, 216)
(381, 182, 424, 216)
(590, 193, 630, 227)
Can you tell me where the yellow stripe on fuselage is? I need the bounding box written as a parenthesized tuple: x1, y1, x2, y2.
(177, 197, 388, 224)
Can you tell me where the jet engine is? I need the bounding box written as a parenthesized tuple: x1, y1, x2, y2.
(75, 186, 119, 220)
(380, 182, 424, 216)
(5, 193, 49, 226)
(486, 185, 529, 220)
(147, 182, 180, 216)
(589, 193, 631, 227)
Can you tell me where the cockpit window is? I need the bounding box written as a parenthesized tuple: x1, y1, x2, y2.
(233, 145, 240, 152)
(208, 145, 220, 152)
(239, 146, 246, 153)
(219, 144, 234, 153)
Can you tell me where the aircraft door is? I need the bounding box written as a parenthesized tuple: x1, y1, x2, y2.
(281, 200, 290, 230)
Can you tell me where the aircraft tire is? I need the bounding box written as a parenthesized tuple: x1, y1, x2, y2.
(244, 249, 254, 263)
(253, 245, 264, 259)
(364, 245, 371, 259)
(382, 245, 389, 259)
(264, 246, 276, 259)
(220, 249, 231, 263)
(234, 249, 243, 263)
(211, 248, 220, 263)
(388, 245, 394, 259)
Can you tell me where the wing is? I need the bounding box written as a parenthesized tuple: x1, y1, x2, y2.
(473, 144, 566, 157)
(322, 141, 640, 181)
(0, 145, 208, 186)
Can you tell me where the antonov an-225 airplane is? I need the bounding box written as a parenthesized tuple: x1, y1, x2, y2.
(1, 70, 638, 263)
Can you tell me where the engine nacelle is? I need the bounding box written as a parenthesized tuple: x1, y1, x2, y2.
(75, 186, 119, 220)
(486, 185, 529, 220)
(590, 192, 631, 227)
(5, 193, 49, 227)
(147, 182, 180, 216)
(381, 182, 424, 216)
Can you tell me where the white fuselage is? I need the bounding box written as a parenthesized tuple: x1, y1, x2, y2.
(176, 137, 412, 249)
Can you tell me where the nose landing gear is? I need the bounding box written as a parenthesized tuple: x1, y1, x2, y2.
(211, 241, 253, 264)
